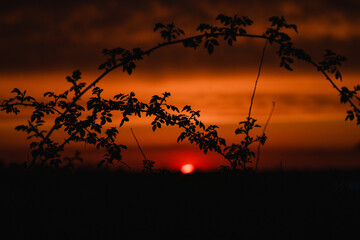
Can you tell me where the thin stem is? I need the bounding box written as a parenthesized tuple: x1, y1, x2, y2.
(248, 39, 268, 119)
(255, 101, 275, 171)
(130, 128, 147, 161)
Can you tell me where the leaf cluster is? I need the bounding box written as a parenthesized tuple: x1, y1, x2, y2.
(222, 118, 266, 170)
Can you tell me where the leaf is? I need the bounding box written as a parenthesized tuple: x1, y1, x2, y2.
(207, 44, 214, 55)
(15, 125, 27, 131)
(97, 160, 106, 168)
(210, 39, 218, 46)
(44, 92, 53, 97)
(345, 110, 354, 121)
(243, 16, 253, 26)
(182, 105, 191, 112)
(72, 70, 82, 80)
(126, 66, 133, 75)
(335, 71, 342, 81)
(196, 23, 210, 32)
(216, 14, 225, 21)
(290, 24, 298, 33)
(30, 142, 38, 148)
(11, 88, 21, 95)
(204, 148, 208, 154)
(177, 133, 185, 143)
(269, 16, 279, 26)
(99, 63, 106, 70)
(154, 23, 165, 32)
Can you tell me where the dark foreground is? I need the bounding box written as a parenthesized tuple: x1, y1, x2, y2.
(1, 167, 360, 240)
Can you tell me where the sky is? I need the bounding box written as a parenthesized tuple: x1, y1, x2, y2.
(0, 0, 359, 171)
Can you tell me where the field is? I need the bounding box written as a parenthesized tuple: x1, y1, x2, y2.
(1, 167, 360, 239)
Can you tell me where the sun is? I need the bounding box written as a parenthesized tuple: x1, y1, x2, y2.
(180, 164, 195, 174)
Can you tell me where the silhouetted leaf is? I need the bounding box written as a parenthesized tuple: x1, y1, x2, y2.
(346, 110, 354, 121)
(11, 88, 22, 95)
(207, 44, 214, 54)
(154, 23, 165, 32)
(335, 71, 342, 81)
(97, 160, 105, 168)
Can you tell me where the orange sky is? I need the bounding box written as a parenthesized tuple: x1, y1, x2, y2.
(0, 0, 359, 171)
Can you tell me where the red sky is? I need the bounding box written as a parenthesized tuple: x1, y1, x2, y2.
(0, 0, 359, 171)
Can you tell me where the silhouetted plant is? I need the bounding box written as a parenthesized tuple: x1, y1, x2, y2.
(1, 14, 359, 171)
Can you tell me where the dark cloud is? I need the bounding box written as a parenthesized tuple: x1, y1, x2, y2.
(192, 92, 343, 112)
(0, 0, 359, 73)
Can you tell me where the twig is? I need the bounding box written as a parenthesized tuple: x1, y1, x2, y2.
(248, 39, 268, 118)
(130, 128, 147, 161)
(255, 101, 275, 171)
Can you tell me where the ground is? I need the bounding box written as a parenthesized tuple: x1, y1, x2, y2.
(1, 167, 360, 239)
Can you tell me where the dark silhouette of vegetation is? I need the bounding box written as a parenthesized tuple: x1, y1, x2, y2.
(1, 14, 359, 171)
(1, 167, 360, 239)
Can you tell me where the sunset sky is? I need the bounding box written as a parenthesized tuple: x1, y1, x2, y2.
(0, 0, 359, 171)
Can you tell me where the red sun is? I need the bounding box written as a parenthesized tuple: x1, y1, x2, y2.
(180, 164, 195, 174)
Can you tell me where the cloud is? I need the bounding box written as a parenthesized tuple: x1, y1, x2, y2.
(0, 0, 359, 73)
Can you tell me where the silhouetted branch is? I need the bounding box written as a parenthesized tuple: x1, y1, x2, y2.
(130, 128, 147, 161)
(248, 39, 268, 119)
(1, 14, 358, 170)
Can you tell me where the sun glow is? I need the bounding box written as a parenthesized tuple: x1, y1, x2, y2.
(180, 164, 195, 174)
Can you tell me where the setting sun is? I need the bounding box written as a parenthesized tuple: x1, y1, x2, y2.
(180, 164, 195, 174)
